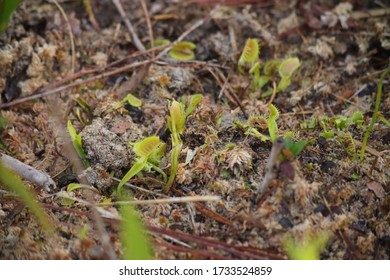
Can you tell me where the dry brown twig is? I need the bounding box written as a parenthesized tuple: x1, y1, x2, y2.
(0, 153, 56, 191)
(256, 137, 285, 203)
(112, 0, 145, 51)
(139, 0, 154, 56)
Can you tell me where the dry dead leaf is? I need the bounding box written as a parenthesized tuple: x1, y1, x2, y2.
(367, 181, 385, 199)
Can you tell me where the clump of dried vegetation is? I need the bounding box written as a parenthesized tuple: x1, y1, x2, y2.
(0, 0, 389, 260)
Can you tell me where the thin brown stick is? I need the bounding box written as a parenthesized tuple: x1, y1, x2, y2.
(0, 59, 150, 109)
(1, 153, 56, 191)
(139, 0, 154, 57)
(148, 225, 284, 259)
(174, 188, 234, 226)
(112, 0, 145, 51)
(256, 137, 285, 203)
(266, 80, 277, 106)
(214, 68, 248, 118)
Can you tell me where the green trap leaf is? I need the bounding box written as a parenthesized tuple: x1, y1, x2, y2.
(169, 41, 196, 61)
(0, 0, 22, 33)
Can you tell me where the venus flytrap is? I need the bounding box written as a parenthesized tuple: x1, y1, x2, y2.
(234, 104, 281, 142)
(118, 136, 166, 194)
(238, 38, 301, 97)
(164, 100, 185, 193)
(238, 38, 259, 74)
(154, 39, 197, 61)
(164, 95, 203, 193)
(113, 93, 142, 110)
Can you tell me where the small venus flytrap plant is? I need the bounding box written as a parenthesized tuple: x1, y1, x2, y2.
(238, 38, 301, 97)
(113, 93, 142, 110)
(238, 38, 259, 74)
(118, 136, 166, 194)
(164, 95, 203, 193)
(319, 112, 365, 159)
(242, 103, 280, 142)
(154, 39, 197, 61)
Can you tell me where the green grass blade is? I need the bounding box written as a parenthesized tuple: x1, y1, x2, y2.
(0, 161, 53, 234)
(360, 63, 390, 161)
(119, 196, 153, 260)
(0, 0, 22, 33)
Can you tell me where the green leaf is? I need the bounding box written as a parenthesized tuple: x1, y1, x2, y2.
(320, 131, 334, 138)
(283, 232, 329, 260)
(264, 59, 281, 76)
(169, 41, 196, 61)
(118, 158, 147, 194)
(0, 0, 22, 33)
(276, 76, 291, 92)
(238, 38, 259, 74)
(248, 116, 268, 130)
(0, 162, 53, 234)
(278, 57, 300, 79)
(77, 225, 89, 240)
(113, 93, 142, 109)
(132, 136, 162, 158)
(284, 137, 309, 156)
(245, 128, 269, 142)
(168, 100, 185, 135)
(119, 195, 153, 260)
(334, 117, 349, 130)
(67, 120, 90, 168)
(154, 39, 170, 47)
(164, 142, 182, 193)
(185, 94, 203, 117)
(268, 104, 280, 142)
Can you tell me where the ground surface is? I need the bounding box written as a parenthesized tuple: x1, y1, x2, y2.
(0, 0, 389, 260)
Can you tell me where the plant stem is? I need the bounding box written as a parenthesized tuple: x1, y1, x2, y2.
(359, 64, 390, 161)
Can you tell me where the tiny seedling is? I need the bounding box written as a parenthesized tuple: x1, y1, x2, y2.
(59, 183, 97, 206)
(118, 136, 166, 194)
(237, 103, 280, 142)
(238, 38, 301, 97)
(318, 112, 365, 159)
(169, 41, 197, 61)
(113, 93, 142, 110)
(154, 39, 197, 61)
(67, 119, 90, 168)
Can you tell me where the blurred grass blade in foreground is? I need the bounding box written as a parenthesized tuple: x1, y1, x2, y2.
(0, 161, 53, 234)
(0, 0, 22, 33)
